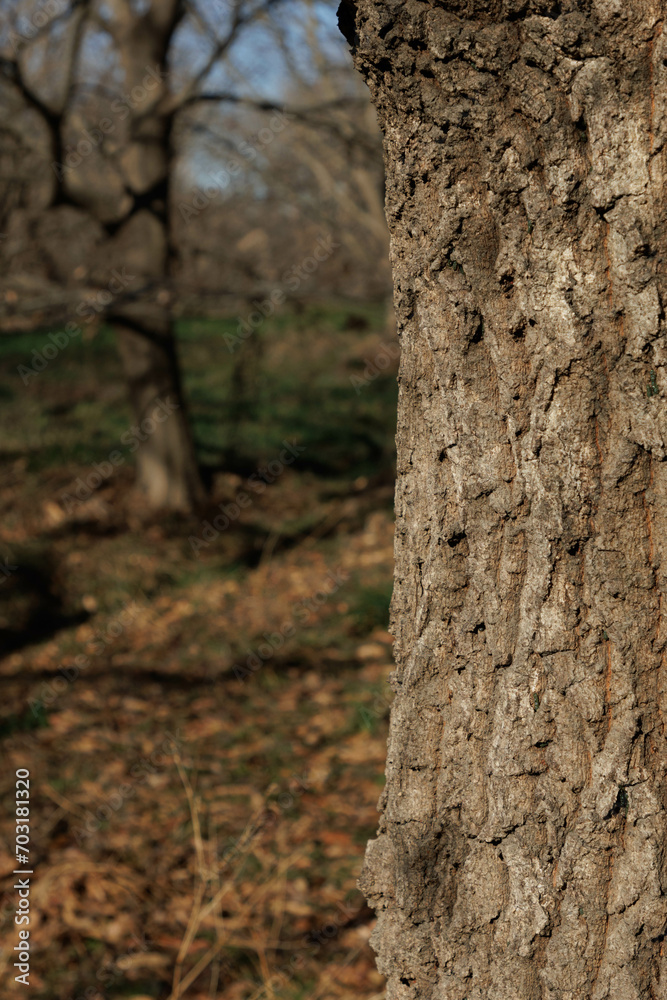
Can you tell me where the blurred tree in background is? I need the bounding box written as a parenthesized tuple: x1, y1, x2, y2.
(0, 5, 398, 997)
(0, 0, 390, 508)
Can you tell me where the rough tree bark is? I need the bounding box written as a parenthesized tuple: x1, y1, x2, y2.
(340, 2, 667, 998)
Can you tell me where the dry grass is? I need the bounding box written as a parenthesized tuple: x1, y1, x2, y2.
(0, 306, 397, 999)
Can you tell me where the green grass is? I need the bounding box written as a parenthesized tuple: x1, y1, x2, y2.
(0, 704, 49, 739)
(347, 580, 393, 635)
(0, 302, 397, 481)
(179, 306, 397, 477)
(352, 702, 386, 735)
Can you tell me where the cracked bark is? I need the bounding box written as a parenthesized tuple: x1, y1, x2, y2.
(340, 2, 667, 998)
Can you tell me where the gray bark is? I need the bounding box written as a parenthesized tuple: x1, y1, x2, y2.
(102, 0, 204, 510)
(340, 2, 667, 998)
(113, 303, 203, 511)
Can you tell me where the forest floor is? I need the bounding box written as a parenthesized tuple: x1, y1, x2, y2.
(0, 302, 398, 1000)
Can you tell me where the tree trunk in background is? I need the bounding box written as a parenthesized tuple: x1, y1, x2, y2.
(102, 0, 205, 510)
(0, 2, 204, 510)
(341, 2, 667, 998)
(113, 303, 203, 511)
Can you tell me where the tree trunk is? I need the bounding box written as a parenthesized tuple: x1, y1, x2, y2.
(341, 3, 667, 998)
(113, 303, 203, 511)
(93, 0, 205, 510)
(1, 2, 204, 511)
